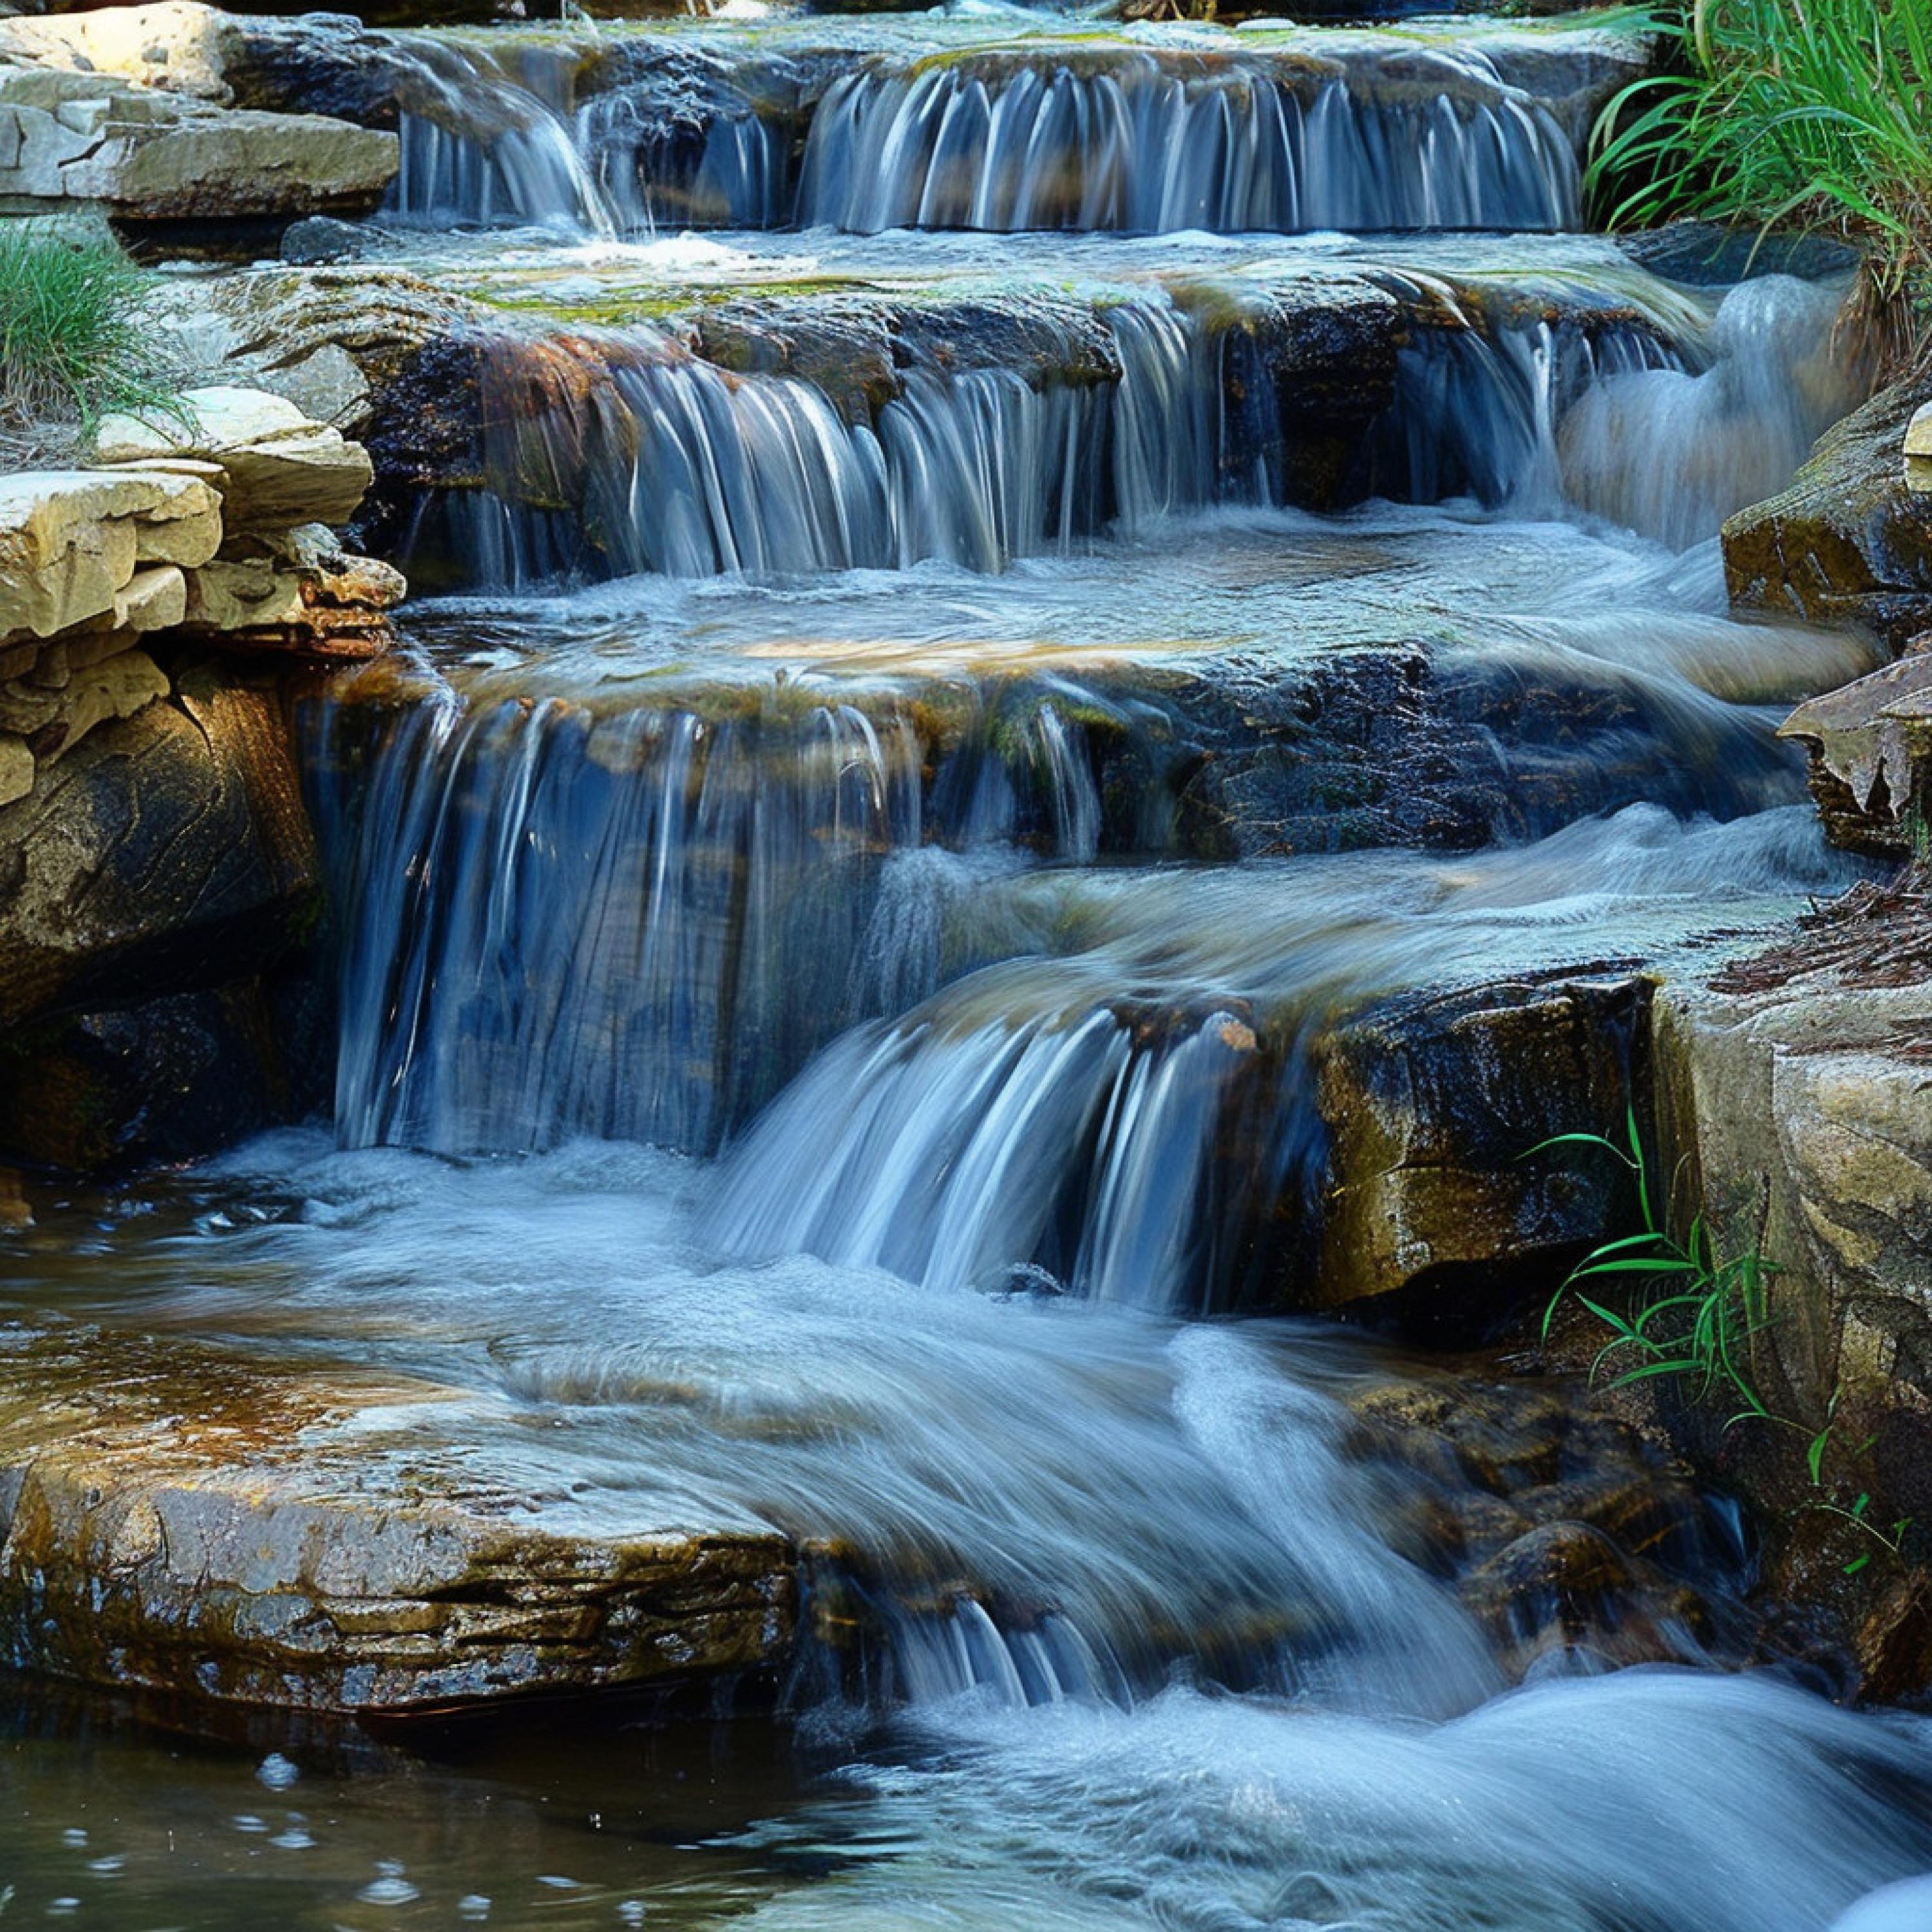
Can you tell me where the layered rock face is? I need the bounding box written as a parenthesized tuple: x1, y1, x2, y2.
(0, 3, 395, 222)
(0, 388, 399, 1169)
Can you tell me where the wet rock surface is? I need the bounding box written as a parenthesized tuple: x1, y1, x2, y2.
(1726, 378, 1932, 652)
(1314, 972, 1649, 1312)
(0, 1323, 797, 1716)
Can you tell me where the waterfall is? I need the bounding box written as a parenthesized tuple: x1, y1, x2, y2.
(310, 681, 1108, 1156)
(708, 988, 1267, 1312)
(368, 32, 1578, 238)
(796, 55, 1578, 235)
(390, 289, 1689, 592)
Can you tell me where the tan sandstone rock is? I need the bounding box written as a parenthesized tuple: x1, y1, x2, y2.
(97, 385, 374, 531)
(1908, 403, 1932, 495)
(0, 66, 397, 222)
(0, 468, 220, 641)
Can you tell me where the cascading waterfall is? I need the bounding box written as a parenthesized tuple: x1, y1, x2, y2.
(14, 6, 1932, 1924)
(796, 55, 1578, 235)
(370, 33, 1578, 238)
(396, 287, 1690, 592)
(310, 681, 1106, 1155)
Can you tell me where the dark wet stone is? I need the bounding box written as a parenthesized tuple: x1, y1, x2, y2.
(0, 669, 320, 1032)
(1312, 972, 1650, 1311)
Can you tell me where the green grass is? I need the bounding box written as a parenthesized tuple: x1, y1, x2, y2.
(1534, 1107, 1915, 1574)
(0, 222, 178, 451)
(1587, 0, 1932, 370)
(1532, 1107, 1778, 1427)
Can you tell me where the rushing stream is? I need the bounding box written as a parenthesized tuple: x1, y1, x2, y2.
(6, 3, 1932, 1926)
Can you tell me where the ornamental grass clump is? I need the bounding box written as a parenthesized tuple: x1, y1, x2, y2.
(0, 220, 178, 458)
(1588, 0, 1932, 373)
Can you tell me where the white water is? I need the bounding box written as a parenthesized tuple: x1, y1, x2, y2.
(797, 53, 1576, 234)
(374, 26, 1582, 237)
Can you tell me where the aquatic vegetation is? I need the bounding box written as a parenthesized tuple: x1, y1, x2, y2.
(1588, 0, 1932, 368)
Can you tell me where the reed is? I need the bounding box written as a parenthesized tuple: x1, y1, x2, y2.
(1587, 0, 1932, 371)
(0, 221, 177, 453)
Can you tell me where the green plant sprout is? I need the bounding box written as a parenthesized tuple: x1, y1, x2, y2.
(1530, 1106, 1914, 1575)
(1530, 1106, 1777, 1427)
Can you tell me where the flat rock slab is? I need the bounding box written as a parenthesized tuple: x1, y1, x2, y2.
(0, 1320, 796, 1716)
(0, 65, 395, 220)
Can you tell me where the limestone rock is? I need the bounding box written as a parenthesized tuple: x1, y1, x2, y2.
(0, 1323, 797, 1716)
(1725, 379, 1932, 651)
(109, 561, 186, 632)
(1908, 403, 1932, 495)
(183, 523, 403, 658)
(1779, 654, 1932, 857)
(0, 468, 220, 641)
(0, 676, 319, 1028)
(0, 2, 238, 104)
(0, 66, 397, 221)
(1653, 965, 1932, 1685)
(0, 733, 28, 807)
(97, 384, 375, 530)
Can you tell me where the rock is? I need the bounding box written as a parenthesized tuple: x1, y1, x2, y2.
(0, 468, 220, 641)
(1908, 403, 1932, 495)
(0, 673, 319, 1028)
(0, 66, 397, 221)
(1725, 378, 1932, 651)
(1778, 654, 1932, 857)
(0, 734, 29, 806)
(109, 560, 186, 632)
(0, 2, 236, 103)
(95, 384, 374, 529)
(1312, 972, 1651, 1311)
(0, 1322, 797, 1716)
(0, 976, 290, 1170)
(182, 522, 402, 658)
(278, 211, 368, 265)
(1651, 956, 1932, 1692)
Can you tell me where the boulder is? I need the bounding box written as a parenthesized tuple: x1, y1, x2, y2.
(1647, 941, 1932, 1696)
(0, 1, 236, 104)
(0, 66, 397, 221)
(1779, 654, 1932, 858)
(1725, 379, 1932, 652)
(97, 384, 374, 529)
(1312, 972, 1651, 1313)
(0, 669, 319, 1028)
(0, 1323, 797, 1716)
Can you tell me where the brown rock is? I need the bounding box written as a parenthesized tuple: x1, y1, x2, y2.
(0, 673, 318, 1028)
(1313, 972, 1651, 1308)
(1725, 379, 1932, 651)
(0, 1324, 797, 1716)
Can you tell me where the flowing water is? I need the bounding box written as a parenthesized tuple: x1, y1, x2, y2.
(6, 5, 1932, 1927)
